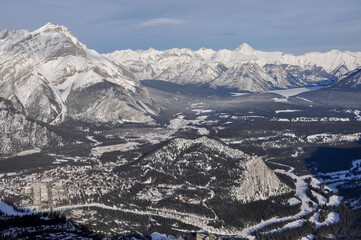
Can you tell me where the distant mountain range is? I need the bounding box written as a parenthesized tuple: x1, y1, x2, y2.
(1, 22, 361, 128)
(106, 43, 361, 92)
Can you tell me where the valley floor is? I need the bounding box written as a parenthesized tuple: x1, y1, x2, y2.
(1, 83, 361, 239)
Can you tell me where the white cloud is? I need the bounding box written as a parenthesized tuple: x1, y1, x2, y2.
(138, 18, 184, 27)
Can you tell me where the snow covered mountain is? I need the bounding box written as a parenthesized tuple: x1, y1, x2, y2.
(141, 137, 291, 203)
(210, 62, 281, 92)
(106, 43, 361, 92)
(296, 66, 361, 108)
(328, 67, 361, 90)
(0, 23, 157, 125)
(106, 47, 225, 86)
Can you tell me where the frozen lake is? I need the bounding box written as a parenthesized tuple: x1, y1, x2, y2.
(269, 86, 324, 98)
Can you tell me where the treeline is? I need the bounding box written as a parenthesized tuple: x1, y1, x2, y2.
(208, 193, 300, 228)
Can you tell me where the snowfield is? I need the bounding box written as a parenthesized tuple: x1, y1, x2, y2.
(275, 109, 302, 114)
(0, 203, 29, 217)
(306, 132, 361, 143)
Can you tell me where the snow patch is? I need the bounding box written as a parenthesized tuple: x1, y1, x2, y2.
(288, 197, 301, 206)
(275, 109, 301, 114)
(151, 232, 179, 240)
(16, 148, 41, 156)
(230, 92, 249, 97)
(269, 86, 323, 98)
(0, 202, 29, 216)
(272, 97, 288, 102)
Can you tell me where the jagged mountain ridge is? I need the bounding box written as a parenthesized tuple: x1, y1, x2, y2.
(106, 43, 361, 92)
(328, 67, 361, 90)
(0, 23, 157, 125)
(141, 137, 291, 203)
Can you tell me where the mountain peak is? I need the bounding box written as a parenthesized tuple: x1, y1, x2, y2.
(235, 43, 254, 53)
(35, 22, 71, 35)
(0, 29, 9, 39)
(43, 22, 57, 28)
(33, 22, 82, 48)
(330, 49, 342, 54)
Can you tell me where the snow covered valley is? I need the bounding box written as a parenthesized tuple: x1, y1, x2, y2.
(1, 23, 361, 239)
(2, 82, 361, 239)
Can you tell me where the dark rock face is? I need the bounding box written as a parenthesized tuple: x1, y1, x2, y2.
(0, 97, 64, 157)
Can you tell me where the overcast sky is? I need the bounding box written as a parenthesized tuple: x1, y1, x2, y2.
(1, 0, 361, 54)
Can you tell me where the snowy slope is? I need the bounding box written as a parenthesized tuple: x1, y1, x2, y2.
(0, 23, 157, 124)
(297, 67, 361, 108)
(328, 67, 361, 90)
(210, 62, 278, 92)
(106, 43, 361, 92)
(106, 47, 225, 85)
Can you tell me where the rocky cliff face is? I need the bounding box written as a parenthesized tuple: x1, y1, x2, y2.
(0, 97, 65, 157)
(235, 158, 291, 203)
(0, 23, 157, 125)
